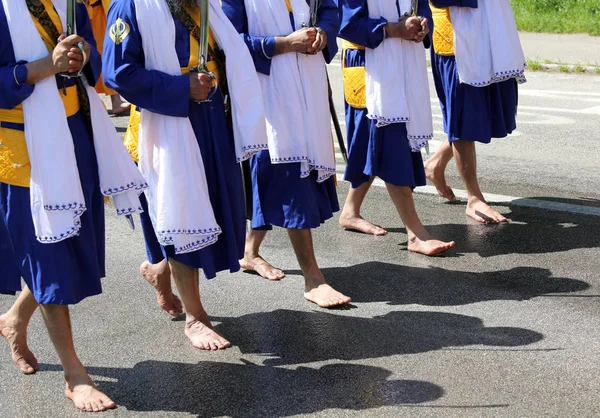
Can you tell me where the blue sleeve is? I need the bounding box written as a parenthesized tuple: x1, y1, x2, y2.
(76, 4, 102, 87)
(418, 0, 432, 49)
(430, 0, 477, 8)
(317, 0, 340, 63)
(338, 0, 387, 49)
(221, 0, 275, 75)
(102, 0, 190, 117)
(0, 6, 35, 109)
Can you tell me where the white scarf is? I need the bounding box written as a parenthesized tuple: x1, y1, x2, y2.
(243, 0, 335, 182)
(450, 0, 526, 87)
(365, 0, 432, 151)
(2, 0, 146, 244)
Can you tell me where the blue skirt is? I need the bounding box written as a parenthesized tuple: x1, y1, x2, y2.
(0, 110, 106, 305)
(343, 49, 426, 189)
(250, 150, 339, 230)
(431, 52, 518, 143)
(137, 98, 246, 280)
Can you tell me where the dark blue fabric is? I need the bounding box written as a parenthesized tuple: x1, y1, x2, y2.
(430, 0, 477, 9)
(250, 150, 339, 230)
(338, 0, 432, 49)
(342, 49, 426, 189)
(0, 109, 106, 305)
(431, 53, 518, 144)
(104, 2, 246, 279)
(0, 4, 105, 305)
(222, 0, 340, 76)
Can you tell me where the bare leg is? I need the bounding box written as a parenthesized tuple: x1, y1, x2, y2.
(424, 140, 456, 201)
(109, 94, 131, 116)
(0, 285, 39, 374)
(140, 259, 183, 317)
(39, 304, 115, 412)
(287, 229, 351, 308)
(452, 140, 507, 223)
(240, 229, 285, 280)
(169, 259, 230, 351)
(339, 178, 387, 236)
(386, 184, 455, 256)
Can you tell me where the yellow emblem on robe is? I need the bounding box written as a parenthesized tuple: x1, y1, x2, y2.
(109, 18, 130, 45)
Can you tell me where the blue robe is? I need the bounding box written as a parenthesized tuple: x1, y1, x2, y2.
(429, 0, 518, 143)
(0, 4, 106, 305)
(337, 0, 430, 189)
(103, 0, 246, 279)
(222, 0, 340, 230)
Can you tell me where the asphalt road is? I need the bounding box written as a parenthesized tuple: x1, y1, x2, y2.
(1, 66, 600, 417)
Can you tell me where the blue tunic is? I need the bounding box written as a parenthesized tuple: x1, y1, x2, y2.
(338, 0, 430, 189)
(0, 4, 106, 305)
(222, 0, 340, 230)
(429, 0, 518, 143)
(103, 0, 246, 279)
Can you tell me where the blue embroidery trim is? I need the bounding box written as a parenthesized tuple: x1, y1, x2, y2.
(464, 64, 527, 87)
(102, 182, 149, 196)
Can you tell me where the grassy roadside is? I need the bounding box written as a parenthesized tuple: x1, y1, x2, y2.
(512, 0, 600, 36)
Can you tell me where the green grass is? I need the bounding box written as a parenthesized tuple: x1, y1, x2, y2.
(527, 59, 542, 71)
(574, 64, 585, 73)
(558, 64, 570, 73)
(596, 67, 600, 75)
(512, 0, 600, 36)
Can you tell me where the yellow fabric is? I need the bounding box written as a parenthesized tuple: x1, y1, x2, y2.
(34, 0, 64, 52)
(341, 40, 365, 51)
(123, 105, 140, 163)
(285, 0, 292, 13)
(0, 86, 81, 187)
(341, 43, 367, 109)
(430, 2, 455, 56)
(87, 0, 118, 95)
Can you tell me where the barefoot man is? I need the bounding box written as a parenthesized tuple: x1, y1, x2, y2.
(222, 0, 352, 308)
(424, 0, 526, 223)
(84, 0, 131, 115)
(0, 0, 146, 411)
(337, 0, 455, 256)
(103, 0, 268, 348)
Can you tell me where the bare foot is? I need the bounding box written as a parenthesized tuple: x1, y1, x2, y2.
(65, 375, 116, 412)
(240, 255, 285, 281)
(140, 261, 183, 318)
(466, 197, 508, 224)
(110, 95, 131, 116)
(185, 317, 231, 351)
(304, 284, 351, 308)
(408, 232, 455, 256)
(0, 314, 38, 375)
(339, 213, 387, 236)
(425, 160, 456, 201)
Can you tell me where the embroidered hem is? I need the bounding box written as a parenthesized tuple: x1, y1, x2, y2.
(461, 65, 527, 87)
(236, 143, 269, 163)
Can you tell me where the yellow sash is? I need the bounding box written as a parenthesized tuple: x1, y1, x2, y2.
(285, 0, 292, 13)
(430, 2, 455, 56)
(0, 0, 81, 187)
(340, 40, 366, 109)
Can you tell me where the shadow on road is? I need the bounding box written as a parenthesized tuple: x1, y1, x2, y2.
(388, 206, 600, 257)
(214, 310, 544, 366)
(41, 362, 444, 417)
(288, 263, 589, 306)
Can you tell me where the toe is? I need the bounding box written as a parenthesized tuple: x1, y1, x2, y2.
(101, 398, 116, 409)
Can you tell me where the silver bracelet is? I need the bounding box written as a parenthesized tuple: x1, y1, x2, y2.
(261, 37, 273, 60)
(13, 64, 22, 86)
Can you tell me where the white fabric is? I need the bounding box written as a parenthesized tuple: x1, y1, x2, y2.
(207, 0, 269, 162)
(450, 1, 526, 87)
(134, 0, 221, 254)
(365, 0, 432, 151)
(244, 0, 335, 182)
(2, 0, 146, 244)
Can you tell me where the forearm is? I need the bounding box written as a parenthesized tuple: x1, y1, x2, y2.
(24, 56, 56, 85)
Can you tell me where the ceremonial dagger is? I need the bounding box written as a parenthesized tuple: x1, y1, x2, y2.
(193, 0, 217, 102)
(306, 1, 349, 163)
(62, 0, 87, 78)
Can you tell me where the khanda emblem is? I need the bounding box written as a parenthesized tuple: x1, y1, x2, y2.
(109, 18, 130, 45)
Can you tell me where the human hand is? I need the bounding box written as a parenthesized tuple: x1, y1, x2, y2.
(285, 27, 318, 54)
(189, 72, 216, 102)
(307, 27, 327, 54)
(51, 34, 86, 74)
